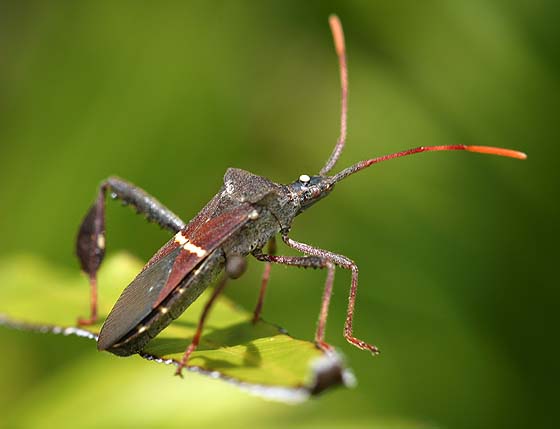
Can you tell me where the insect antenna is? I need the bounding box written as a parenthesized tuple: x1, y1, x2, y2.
(320, 17, 527, 184)
(320, 15, 348, 176)
(331, 145, 527, 183)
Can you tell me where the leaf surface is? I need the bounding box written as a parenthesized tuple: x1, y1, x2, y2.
(0, 253, 354, 402)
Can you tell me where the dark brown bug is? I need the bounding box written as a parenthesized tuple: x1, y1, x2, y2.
(76, 16, 526, 376)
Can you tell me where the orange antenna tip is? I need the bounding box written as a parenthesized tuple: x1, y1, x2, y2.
(466, 145, 527, 160)
(329, 15, 345, 56)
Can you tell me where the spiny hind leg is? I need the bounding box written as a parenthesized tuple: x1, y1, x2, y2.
(76, 176, 185, 326)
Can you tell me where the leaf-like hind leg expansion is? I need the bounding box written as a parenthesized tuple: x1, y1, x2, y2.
(76, 176, 186, 326)
(281, 235, 380, 356)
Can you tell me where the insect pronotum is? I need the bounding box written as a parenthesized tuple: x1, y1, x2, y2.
(76, 15, 526, 376)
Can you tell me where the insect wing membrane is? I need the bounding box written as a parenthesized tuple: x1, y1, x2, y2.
(97, 202, 255, 351)
(97, 245, 181, 350)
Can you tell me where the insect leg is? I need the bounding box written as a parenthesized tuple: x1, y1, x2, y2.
(100, 176, 186, 232)
(251, 237, 276, 323)
(76, 176, 185, 326)
(315, 261, 336, 353)
(253, 249, 339, 352)
(282, 235, 380, 355)
(175, 273, 230, 377)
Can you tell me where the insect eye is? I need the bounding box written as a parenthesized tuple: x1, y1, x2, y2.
(298, 174, 311, 184)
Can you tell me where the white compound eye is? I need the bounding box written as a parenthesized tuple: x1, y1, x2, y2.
(299, 174, 311, 184)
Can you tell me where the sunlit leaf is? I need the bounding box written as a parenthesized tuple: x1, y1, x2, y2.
(0, 253, 354, 403)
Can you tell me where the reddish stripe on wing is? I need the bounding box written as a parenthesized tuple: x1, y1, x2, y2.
(153, 203, 256, 307)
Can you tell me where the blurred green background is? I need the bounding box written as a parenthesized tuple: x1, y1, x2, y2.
(0, 1, 556, 428)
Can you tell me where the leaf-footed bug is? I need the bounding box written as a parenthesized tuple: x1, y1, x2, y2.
(75, 15, 526, 376)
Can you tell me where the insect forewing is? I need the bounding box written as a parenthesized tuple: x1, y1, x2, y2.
(97, 202, 256, 351)
(97, 245, 181, 350)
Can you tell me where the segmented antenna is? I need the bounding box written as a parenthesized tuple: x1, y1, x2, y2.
(320, 16, 527, 182)
(332, 145, 527, 183)
(320, 15, 348, 176)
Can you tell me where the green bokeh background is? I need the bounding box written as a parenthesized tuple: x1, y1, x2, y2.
(0, 1, 556, 428)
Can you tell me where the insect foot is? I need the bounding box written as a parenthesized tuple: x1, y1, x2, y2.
(345, 336, 380, 356)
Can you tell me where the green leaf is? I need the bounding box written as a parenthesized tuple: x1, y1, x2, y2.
(0, 253, 354, 402)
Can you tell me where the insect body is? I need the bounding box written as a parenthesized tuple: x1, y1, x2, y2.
(76, 16, 526, 376)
